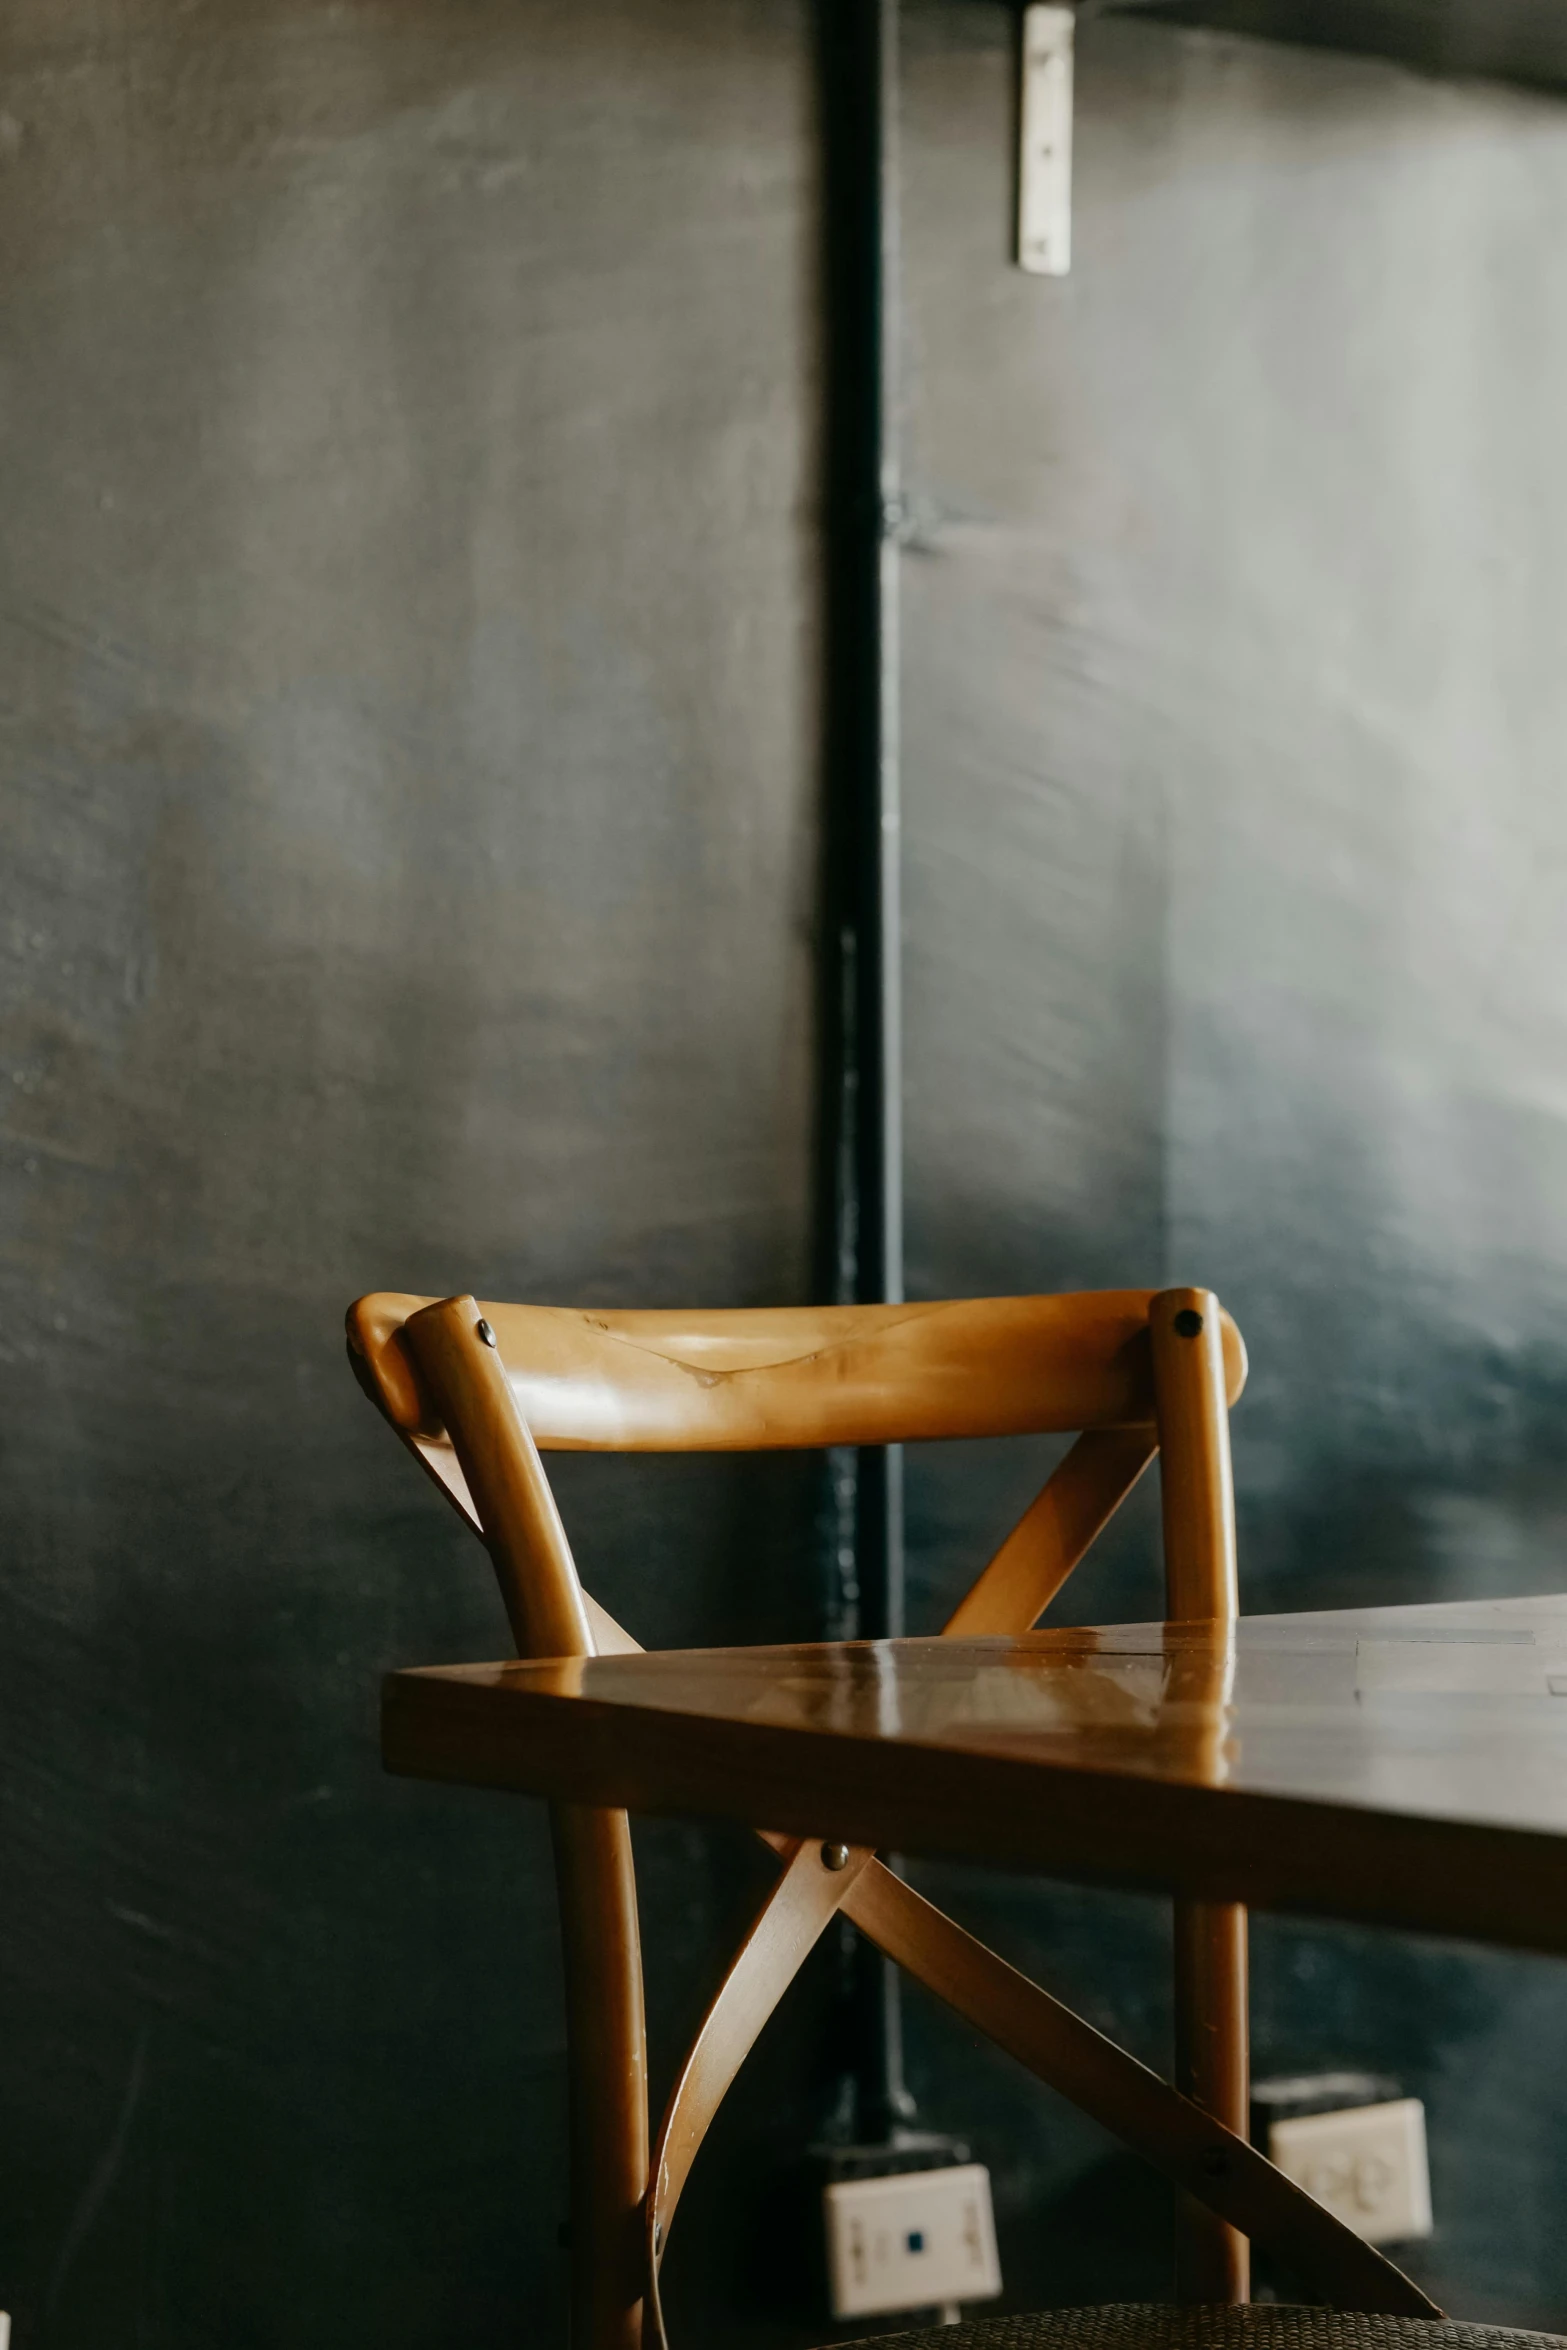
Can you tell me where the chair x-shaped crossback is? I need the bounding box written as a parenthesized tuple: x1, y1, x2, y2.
(348, 1288, 1438, 2350)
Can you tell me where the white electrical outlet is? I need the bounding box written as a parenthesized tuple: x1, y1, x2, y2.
(1268, 2098, 1433, 2246)
(824, 2162, 1002, 2322)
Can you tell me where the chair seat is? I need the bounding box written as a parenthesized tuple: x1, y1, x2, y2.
(829, 2307, 1567, 2350)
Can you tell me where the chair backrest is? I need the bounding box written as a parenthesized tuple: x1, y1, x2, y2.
(351, 1287, 1246, 1453)
(350, 1285, 1247, 1657)
(348, 1285, 1249, 2350)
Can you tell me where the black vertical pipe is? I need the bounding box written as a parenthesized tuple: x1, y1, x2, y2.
(816, 0, 914, 2141)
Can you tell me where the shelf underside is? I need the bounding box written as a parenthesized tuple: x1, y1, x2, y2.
(1108, 0, 1567, 97)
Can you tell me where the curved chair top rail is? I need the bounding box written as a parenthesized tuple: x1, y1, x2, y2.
(347, 1289, 1248, 1453)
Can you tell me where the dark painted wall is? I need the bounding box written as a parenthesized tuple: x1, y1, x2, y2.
(7, 1, 1567, 2345)
(0, 3, 831, 2343)
(897, 6, 1567, 2330)
(1117, 0, 1567, 96)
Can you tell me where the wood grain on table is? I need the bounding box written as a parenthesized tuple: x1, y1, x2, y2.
(385, 1593, 1567, 1959)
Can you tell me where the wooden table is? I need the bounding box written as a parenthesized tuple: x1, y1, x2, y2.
(384, 1590, 1567, 1958)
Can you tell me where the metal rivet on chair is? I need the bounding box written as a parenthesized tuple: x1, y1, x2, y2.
(820, 1841, 851, 1871)
(1173, 1307, 1204, 1339)
(476, 1318, 498, 1348)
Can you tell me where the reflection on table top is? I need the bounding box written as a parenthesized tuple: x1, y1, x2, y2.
(383, 1593, 1567, 1958)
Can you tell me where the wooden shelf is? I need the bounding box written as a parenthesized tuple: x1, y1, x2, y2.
(1107, 0, 1567, 98)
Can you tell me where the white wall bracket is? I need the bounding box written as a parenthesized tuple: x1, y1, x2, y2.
(1018, 3, 1074, 275)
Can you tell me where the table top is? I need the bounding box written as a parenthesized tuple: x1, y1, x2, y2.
(383, 1591, 1567, 1958)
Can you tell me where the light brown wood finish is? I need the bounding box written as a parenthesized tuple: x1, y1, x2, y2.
(398, 1297, 592, 1660)
(1151, 1289, 1249, 2304)
(633, 1795, 1433, 2322)
(385, 1603, 1567, 1955)
(1173, 1895, 1250, 2302)
(349, 1288, 1247, 1453)
(645, 1835, 878, 2349)
(549, 1703, 1431, 2318)
(394, 1298, 647, 2350)
(838, 1862, 1431, 2317)
(941, 1425, 1159, 1638)
(1166, 1579, 1250, 2303)
(355, 1284, 1426, 2340)
(577, 1723, 1430, 2317)
(552, 1802, 650, 2350)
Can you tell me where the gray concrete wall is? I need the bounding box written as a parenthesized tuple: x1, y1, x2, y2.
(1118, 0, 1567, 94)
(0, 3, 826, 2342)
(8, 0, 1567, 2343)
(900, 6, 1567, 2325)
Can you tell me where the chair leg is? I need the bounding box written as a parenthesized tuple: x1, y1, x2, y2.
(1151, 1289, 1249, 2304)
(552, 1804, 649, 2350)
(1174, 1897, 1250, 2303)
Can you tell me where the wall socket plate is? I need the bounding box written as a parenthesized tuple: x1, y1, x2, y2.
(824, 2161, 1003, 2321)
(1268, 2097, 1433, 2246)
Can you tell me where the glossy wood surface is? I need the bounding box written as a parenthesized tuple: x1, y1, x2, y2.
(348, 1288, 1245, 1452)
(383, 1594, 1567, 1959)
(381, 1297, 648, 2347)
(1151, 1291, 1248, 2300)
(940, 1425, 1157, 1637)
(833, 1857, 1430, 2315)
(1150, 1290, 1238, 1626)
(551, 1801, 649, 2350)
(359, 1285, 1429, 2331)
(400, 1296, 593, 1661)
(645, 1833, 877, 2344)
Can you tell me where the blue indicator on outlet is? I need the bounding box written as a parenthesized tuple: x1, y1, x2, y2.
(905, 2230, 926, 2254)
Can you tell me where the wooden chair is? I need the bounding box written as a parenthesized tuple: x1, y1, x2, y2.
(348, 1286, 1441, 2350)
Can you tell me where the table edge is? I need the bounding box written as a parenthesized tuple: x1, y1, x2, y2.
(380, 1666, 1567, 1960)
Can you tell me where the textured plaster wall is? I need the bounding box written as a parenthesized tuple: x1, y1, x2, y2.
(0, 3, 825, 2343)
(7, 1, 1567, 2344)
(898, 8, 1567, 2328)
